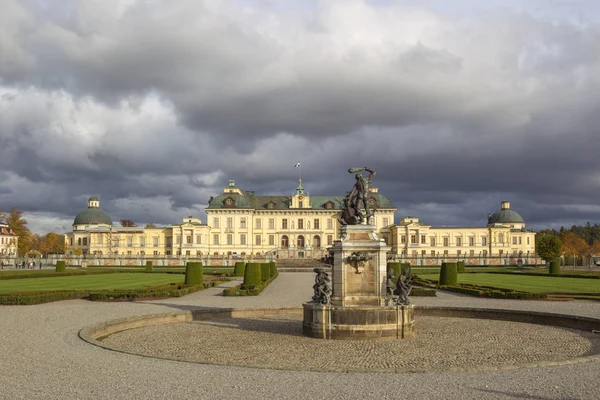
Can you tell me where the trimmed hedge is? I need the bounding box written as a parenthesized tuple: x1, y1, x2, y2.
(233, 262, 246, 277)
(185, 262, 203, 285)
(223, 271, 279, 296)
(549, 260, 560, 275)
(269, 261, 277, 277)
(410, 287, 437, 297)
(0, 290, 88, 305)
(471, 271, 600, 279)
(387, 262, 402, 276)
(260, 263, 270, 281)
(145, 261, 153, 272)
(0, 270, 117, 280)
(456, 261, 465, 273)
(55, 261, 66, 273)
(87, 283, 206, 301)
(439, 262, 457, 285)
(243, 262, 262, 289)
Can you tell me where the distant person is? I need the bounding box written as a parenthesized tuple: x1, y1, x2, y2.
(39, 260, 43, 269)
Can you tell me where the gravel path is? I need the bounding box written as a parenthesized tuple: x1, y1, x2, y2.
(0, 272, 598, 400)
(102, 316, 599, 372)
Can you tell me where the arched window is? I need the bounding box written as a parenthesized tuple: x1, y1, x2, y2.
(297, 235, 305, 248)
(281, 235, 289, 248)
(313, 235, 321, 248)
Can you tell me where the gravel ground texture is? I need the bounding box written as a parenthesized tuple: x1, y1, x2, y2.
(102, 316, 600, 372)
(0, 272, 599, 400)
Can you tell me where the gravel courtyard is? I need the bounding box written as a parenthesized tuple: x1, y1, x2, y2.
(1, 272, 599, 400)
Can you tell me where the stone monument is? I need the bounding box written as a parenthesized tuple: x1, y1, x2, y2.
(303, 167, 414, 339)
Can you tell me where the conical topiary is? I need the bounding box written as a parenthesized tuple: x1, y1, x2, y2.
(243, 262, 262, 288)
(55, 260, 66, 273)
(234, 261, 246, 276)
(439, 262, 458, 285)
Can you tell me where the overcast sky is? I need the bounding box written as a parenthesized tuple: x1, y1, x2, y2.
(1, 0, 600, 235)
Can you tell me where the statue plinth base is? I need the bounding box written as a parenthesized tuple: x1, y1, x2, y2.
(302, 303, 414, 340)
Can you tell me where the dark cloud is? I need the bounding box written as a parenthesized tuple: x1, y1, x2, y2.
(1, 0, 600, 234)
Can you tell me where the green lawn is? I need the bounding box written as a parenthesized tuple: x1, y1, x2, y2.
(417, 273, 600, 294)
(0, 273, 185, 293)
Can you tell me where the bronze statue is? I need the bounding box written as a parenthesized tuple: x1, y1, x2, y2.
(312, 267, 332, 305)
(394, 268, 412, 305)
(339, 167, 376, 225)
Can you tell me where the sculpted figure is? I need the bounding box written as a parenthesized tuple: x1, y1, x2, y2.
(312, 267, 332, 305)
(339, 167, 376, 225)
(395, 268, 412, 305)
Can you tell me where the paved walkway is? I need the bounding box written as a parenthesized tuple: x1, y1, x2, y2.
(0, 273, 598, 400)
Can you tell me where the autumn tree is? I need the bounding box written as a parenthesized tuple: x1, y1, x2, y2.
(536, 234, 562, 263)
(30, 232, 66, 255)
(6, 208, 32, 256)
(120, 219, 136, 227)
(560, 231, 588, 267)
(145, 222, 157, 228)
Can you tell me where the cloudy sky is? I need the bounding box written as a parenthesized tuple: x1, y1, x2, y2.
(1, 0, 600, 234)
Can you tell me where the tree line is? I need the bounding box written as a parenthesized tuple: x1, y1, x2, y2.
(536, 223, 600, 265)
(0, 209, 65, 257)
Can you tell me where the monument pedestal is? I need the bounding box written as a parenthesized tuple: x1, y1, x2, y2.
(303, 224, 415, 340)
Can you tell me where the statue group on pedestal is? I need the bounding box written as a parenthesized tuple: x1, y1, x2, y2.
(386, 268, 412, 306)
(312, 267, 332, 305)
(339, 167, 376, 225)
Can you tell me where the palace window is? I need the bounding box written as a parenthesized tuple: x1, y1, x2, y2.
(313, 235, 321, 248)
(78, 238, 81, 246)
(519, 237, 522, 245)
(153, 237, 159, 247)
(383, 218, 389, 227)
(255, 219, 261, 229)
(140, 236, 145, 247)
(527, 237, 530, 245)
(83, 238, 88, 246)
(127, 251, 132, 256)
(297, 236, 305, 248)
(457, 250, 462, 257)
(469, 237, 474, 247)
(327, 219, 333, 230)
(412, 250, 418, 257)
(498, 233, 504, 243)
(430, 237, 436, 246)
(186, 250, 190, 256)
(483, 250, 488, 256)
(443, 237, 449, 247)
(227, 217, 233, 229)
(213, 218, 219, 228)
(421, 235, 426, 244)
(314, 219, 320, 229)
(401, 235, 406, 244)
(298, 219, 304, 229)
(213, 235, 219, 245)
(421, 250, 426, 256)
(431, 250, 436, 257)
(281, 235, 289, 248)
(282, 219, 288, 229)
(240, 234, 246, 246)
(98, 234, 103, 245)
(513, 237, 517, 245)
(227, 234, 233, 245)
(240, 218, 246, 229)
(470, 250, 475, 256)
(269, 235, 275, 246)
(499, 250, 504, 255)
(196, 235, 201, 244)
(153, 251, 158, 256)
(443, 250, 449, 256)
(186, 235, 193, 245)
(327, 235, 333, 246)
(255, 235, 261, 246)
(456, 237, 462, 247)
(481, 236, 487, 246)
(410, 235, 417, 244)
(269, 219, 275, 230)
(299, 201, 303, 208)
(175, 235, 181, 244)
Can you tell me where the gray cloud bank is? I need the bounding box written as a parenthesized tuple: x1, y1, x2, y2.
(1, 0, 600, 234)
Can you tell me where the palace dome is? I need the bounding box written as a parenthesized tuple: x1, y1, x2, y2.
(487, 201, 524, 225)
(73, 197, 113, 226)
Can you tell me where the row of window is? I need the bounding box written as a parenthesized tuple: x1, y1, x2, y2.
(0, 237, 15, 245)
(400, 234, 530, 246)
(212, 217, 334, 230)
(212, 234, 334, 247)
(401, 249, 525, 257)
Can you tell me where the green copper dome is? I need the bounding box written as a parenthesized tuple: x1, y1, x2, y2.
(487, 201, 524, 225)
(73, 197, 112, 226)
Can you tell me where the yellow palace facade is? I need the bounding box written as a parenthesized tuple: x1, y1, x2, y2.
(65, 182, 537, 264)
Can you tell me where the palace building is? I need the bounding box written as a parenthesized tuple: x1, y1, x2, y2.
(0, 222, 18, 262)
(64, 181, 536, 264)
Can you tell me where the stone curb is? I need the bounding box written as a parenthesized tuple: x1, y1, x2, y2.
(79, 306, 600, 374)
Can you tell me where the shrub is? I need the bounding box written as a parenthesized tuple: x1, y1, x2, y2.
(401, 262, 411, 274)
(410, 287, 436, 296)
(55, 261, 66, 273)
(549, 260, 560, 275)
(145, 261, 153, 272)
(456, 261, 465, 273)
(243, 262, 262, 288)
(260, 263, 270, 281)
(234, 262, 246, 276)
(185, 262, 203, 285)
(224, 270, 279, 296)
(387, 262, 402, 276)
(439, 262, 457, 285)
(269, 261, 277, 277)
